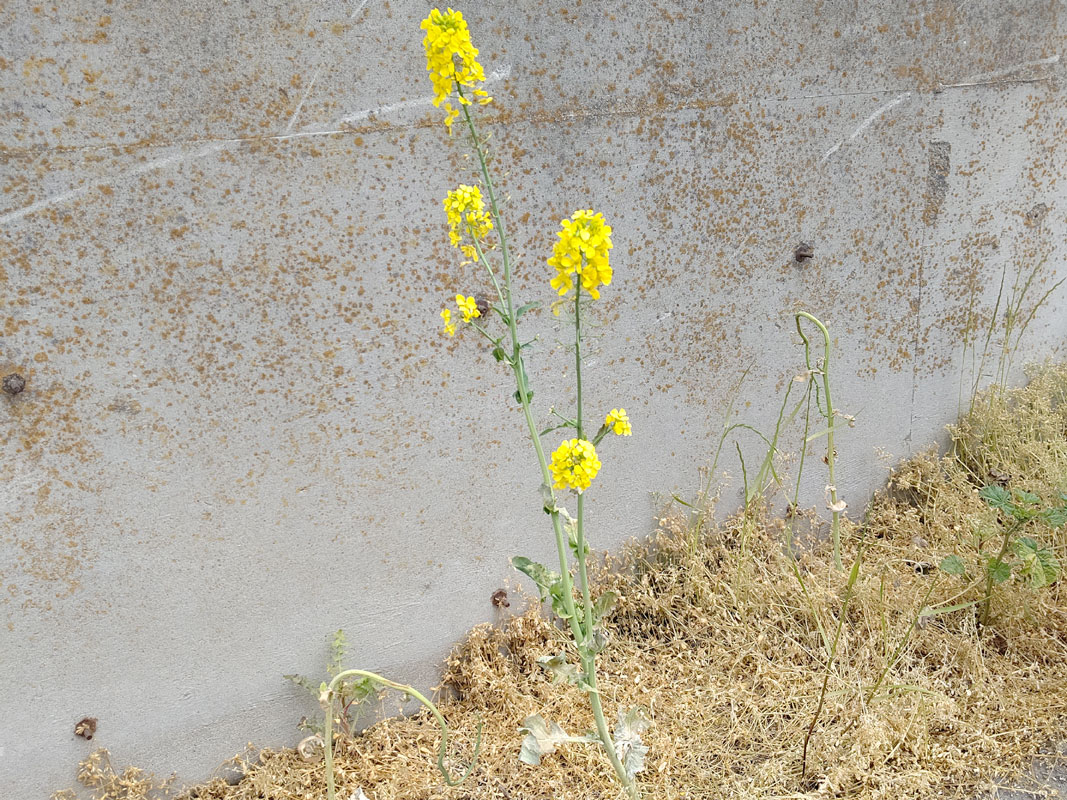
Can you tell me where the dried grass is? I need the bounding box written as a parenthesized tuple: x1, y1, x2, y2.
(58, 365, 1067, 800)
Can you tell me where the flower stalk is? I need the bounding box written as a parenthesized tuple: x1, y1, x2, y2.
(423, 9, 639, 795)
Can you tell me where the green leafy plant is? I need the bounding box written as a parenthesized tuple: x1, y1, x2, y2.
(422, 7, 645, 797)
(285, 630, 376, 738)
(288, 630, 480, 799)
(320, 670, 481, 800)
(936, 485, 1064, 630)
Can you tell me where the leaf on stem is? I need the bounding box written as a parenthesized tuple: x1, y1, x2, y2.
(1043, 505, 1067, 529)
(824, 485, 847, 513)
(613, 708, 651, 781)
(1014, 489, 1041, 505)
(592, 590, 618, 622)
(987, 557, 1013, 585)
(1012, 537, 1061, 588)
(540, 483, 556, 514)
(515, 301, 541, 318)
(561, 508, 588, 558)
(536, 653, 581, 685)
(518, 715, 594, 765)
(979, 484, 1013, 513)
(583, 627, 610, 656)
(938, 555, 967, 576)
(328, 629, 348, 676)
(511, 557, 571, 621)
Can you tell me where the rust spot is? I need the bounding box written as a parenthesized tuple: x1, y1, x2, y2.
(922, 141, 951, 226)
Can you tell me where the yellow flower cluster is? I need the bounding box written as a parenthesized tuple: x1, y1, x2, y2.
(605, 408, 632, 436)
(456, 294, 480, 323)
(420, 8, 492, 131)
(444, 185, 494, 261)
(441, 294, 481, 336)
(547, 210, 613, 299)
(550, 438, 601, 493)
(441, 308, 456, 337)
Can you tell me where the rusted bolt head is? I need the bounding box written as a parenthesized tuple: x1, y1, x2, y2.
(794, 243, 814, 263)
(74, 717, 98, 740)
(2, 373, 26, 396)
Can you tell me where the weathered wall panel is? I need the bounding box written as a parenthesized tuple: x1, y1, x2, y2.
(1, 1, 1064, 795)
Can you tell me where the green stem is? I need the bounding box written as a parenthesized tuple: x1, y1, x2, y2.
(459, 87, 583, 644)
(468, 229, 506, 311)
(322, 670, 481, 800)
(459, 90, 512, 301)
(979, 520, 1021, 631)
(795, 312, 843, 570)
(691, 367, 751, 556)
(582, 652, 638, 799)
(573, 282, 635, 796)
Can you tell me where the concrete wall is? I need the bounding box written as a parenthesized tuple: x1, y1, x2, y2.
(1, 0, 1064, 795)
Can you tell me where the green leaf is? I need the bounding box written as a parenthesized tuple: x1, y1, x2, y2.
(612, 708, 651, 781)
(592, 590, 618, 622)
(987, 558, 1012, 585)
(584, 628, 610, 656)
(562, 509, 587, 559)
(979, 484, 1013, 512)
(548, 583, 576, 622)
(327, 629, 347, 677)
(513, 388, 534, 404)
(536, 653, 581, 686)
(1043, 506, 1067, 529)
(511, 557, 561, 603)
(1013, 537, 1061, 588)
(283, 673, 318, 697)
(540, 483, 556, 514)
(491, 346, 507, 363)
(938, 555, 967, 576)
(1014, 489, 1041, 505)
(515, 301, 541, 318)
(1012, 536, 1040, 557)
(339, 676, 376, 706)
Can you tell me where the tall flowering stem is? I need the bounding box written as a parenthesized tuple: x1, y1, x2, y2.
(423, 8, 639, 796)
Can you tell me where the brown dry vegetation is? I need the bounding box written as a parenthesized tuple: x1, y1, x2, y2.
(56, 364, 1067, 800)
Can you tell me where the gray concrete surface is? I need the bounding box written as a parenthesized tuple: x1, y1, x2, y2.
(1, 0, 1065, 796)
